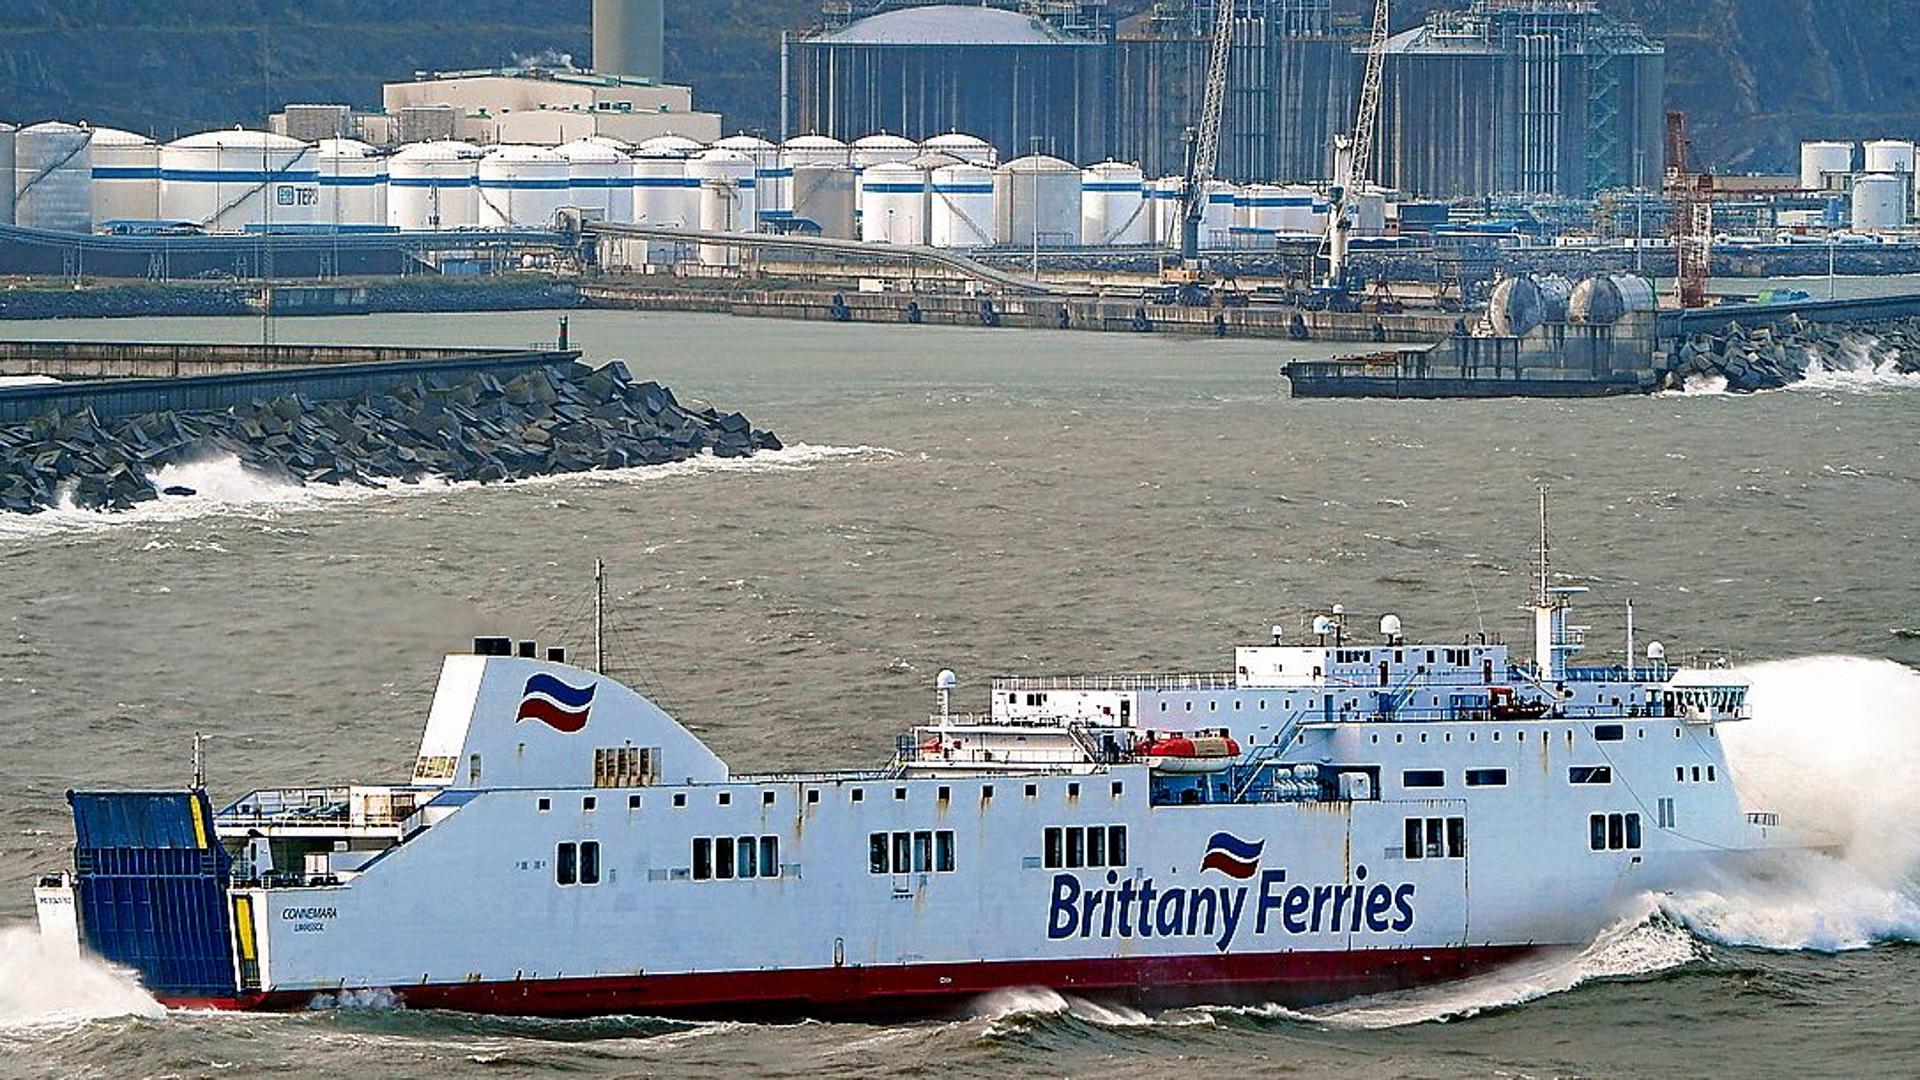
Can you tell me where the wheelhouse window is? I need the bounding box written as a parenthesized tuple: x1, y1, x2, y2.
(556, 842, 578, 885)
(579, 841, 600, 885)
(1403, 769, 1445, 789)
(1568, 765, 1613, 785)
(1465, 768, 1508, 787)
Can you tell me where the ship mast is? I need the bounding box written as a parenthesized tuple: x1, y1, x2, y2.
(1530, 487, 1586, 682)
(594, 558, 606, 675)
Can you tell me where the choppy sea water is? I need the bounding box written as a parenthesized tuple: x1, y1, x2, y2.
(1, 309, 1917, 1078)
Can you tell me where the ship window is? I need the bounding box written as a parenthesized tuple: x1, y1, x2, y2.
(892, 832, 910, 874)
(1086, 826, 1107, 867)
(760, 836, 780, 878)
(1044, 827, 1064, 868)
(869, 833, 888, 874)
(673, 793, 686, 808)
(582, 796, 596, 812)
(1608, 814, 1625, 850)
(1676, 766, 1685, 782)
(807, 790, 820, 804)
(715, 837, 735, 879)
(538, 798, 551, 812)
(912, 831, 933, 873)
(1569, 766, 1612, 785)
(737, 835, 757, 878)
(1025, 784, 1037, 799)
(579, 841, 600, 885)
(935, 830, 955, 873)
(1465, 768, 1508, 787)
(1405, 818, 1423, 859)
(694, 837, 713, 879)
(982, 784, 994, 801)
(1589, 814, 1607, 851)
(1425, 817, 1444, 858)
(763, 791, 776, 806)
(851, 788, 864, 803)
(1446, 818, 1465, 858)
(1595, 724, 1624, 742)
(1065, 827, 1085, 868)
(1403, 769, 1444, 789)
(1708, 765, 1716, 782)
(1067, 782, 1080, 799)
(1112, 781, 1123, 798)
(628, 794, 641, 810)
(1109, 826, 1128, 865)
(717, 792, 731, 806)
(1691, 766, 1701, 782)
(1625, 814, 1642, 849)
(556, 842, 578, 886)
(895, 787, 907, 801)
(938, 786, 951, 802)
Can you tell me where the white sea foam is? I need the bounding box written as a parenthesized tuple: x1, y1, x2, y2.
(972, 986, 1161, 1032)
(0, 924, 162, 1031)
(0, 444, 896, 541)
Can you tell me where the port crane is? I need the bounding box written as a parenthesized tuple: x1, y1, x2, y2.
(1664, 109, 1713, 309)
(1158, 0, 1236, 302)
(1320, 0, 1390, 295)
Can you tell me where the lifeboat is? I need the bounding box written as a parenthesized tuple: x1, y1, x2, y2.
(1135, 733, 1241, 773)
(1488, 686, 1551, 720)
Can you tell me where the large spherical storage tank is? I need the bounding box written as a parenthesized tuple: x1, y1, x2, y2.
(477, 145, 569, 229)
(557, 138, 631, 224)
(929, 163, 993, 248)
(15, 121, 93, 232)
(1081, 161, 1148, 246)
(993, 155, 1079, 247)
(0, 124, 14, 225)
(88, 127, 162, 226)
(314, 138, 387, 230)
(1800, 141, 1853, 190)
(860, 162, 926, 244)
(1569, 274, 1657, 325)
(1147, 176, 1184, 246)
(716, 134, 785, 229)
(160, 129, 316, 232)
(1487, 276, 1547, 337)
(687, 149, 758, 231)
(633, 150, 697, 229)
(1863, 139, 1915, 178)
(388, 141, 480, 230)
(921, 132, 997, 167)
(1850, 173, 1907, 231)
(790, 164, 856, 239)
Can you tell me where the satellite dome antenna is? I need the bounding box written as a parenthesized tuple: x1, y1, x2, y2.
(1380, 614, 1403, 644)
(935, 669, 957, 717)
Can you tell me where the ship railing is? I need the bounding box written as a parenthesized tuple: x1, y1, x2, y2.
(217, 787, 352, 824)
(729, 768, 900, 784)
(992, 672, 1240, 692)
(1561, 664, 1678, 683)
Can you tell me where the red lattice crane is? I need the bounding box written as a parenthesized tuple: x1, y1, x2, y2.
(1664, 110, 1713, 309)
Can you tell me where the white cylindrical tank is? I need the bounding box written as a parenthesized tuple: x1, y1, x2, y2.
(715, 134, 784, 229)
(477, 145, 569, 229)
(1863, 139, 1915, 178)
(929, 162, 993, 248)
(159, 129, 316, 232)
(686, 148, 758, 232)
(387, 140, 480, 230)
(696, 179, 746, 266)
(633, 150, 696, 229)
(15, 121, 93, 232)
(1199, 180, 1237, 249)
(993, 154, 1079, 247)
(1081, 161, 1148, 246)
(1147, 175, 1184, 245)
(88, 127, 162, 227)
(1232, 182, 1285, 248)
(557, 138, 631, 223)
(851, 132, 920, 171)
(1850, 173, 1907, 231)
(1800, 141, 1853, 190)
(0, 124, 13, 225)
(859, 161, 926, 244)
(789, 164, 856, 238)
(921, 132, 997, 166)
(314, 138, 387, 231)
(781, 133, 851, 170)
(638, 134, 707, 157)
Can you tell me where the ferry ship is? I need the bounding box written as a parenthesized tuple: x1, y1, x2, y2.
(33, 516, 1784, 1017)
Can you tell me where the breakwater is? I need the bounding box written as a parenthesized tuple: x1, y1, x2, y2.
(0, 279, 582, 321)
(1660, 315, 1920, 391)
(0, 361, 779, 513)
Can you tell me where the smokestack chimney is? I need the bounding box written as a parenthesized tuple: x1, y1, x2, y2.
(593, 0, 665, 83)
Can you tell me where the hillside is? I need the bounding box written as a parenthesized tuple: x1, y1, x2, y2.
(0, 1, 1914, 172)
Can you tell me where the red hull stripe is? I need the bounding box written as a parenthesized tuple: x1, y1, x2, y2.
(155, 945, 1538, 1019)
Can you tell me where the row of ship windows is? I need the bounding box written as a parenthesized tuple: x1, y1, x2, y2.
(1368, 725, 1717, 746)
(692, 835, 781, 880)
(1041, 825, 1130, 869)
(868, 830, 957, 875)
(541, 780, 1128, 815)
(554, 841, 601, 886)
(1399, 765, 1613, 789)
(1404, 816, 1466, 859)
(1591, 812, 1644, 851)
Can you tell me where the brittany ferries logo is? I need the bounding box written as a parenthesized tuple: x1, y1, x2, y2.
(1047, 835, 1418, 952)
(515, 673, 597, 733)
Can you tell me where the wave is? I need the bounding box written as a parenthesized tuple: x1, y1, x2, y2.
(0, 444, 897, 542)
(0, 924, 162, 1033)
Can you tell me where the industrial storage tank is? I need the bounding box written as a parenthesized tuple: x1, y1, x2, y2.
(160, 129, 316, 232)
(695, 179, 747, 266)
(686, 148, 758, 232)
(1147, 175, 1184, 245)
(1863, 139, 1915, 178)
(1081, 161, 1148, 247)
(1487, 276, 1546, 337)
(387, 140, 481, 230)
(789, 164, 856, 238)
(1800, 141, 1853, 190)
(314, 138, 387, 231)
(1568, 274, 1657, 325)
(929, 162, 993, 248)
(1198, 180, 1236, 249)
(921, 132, 997, 166)
(993, 154, 1079, 248)
(1850, 173, 1908, 231)
(859, 161, 926, 244)
(0, 123, 13, 225)
(638, 134, 707, 157)
(1231, 183, 1285, 249)
(715, 134, 784, 229)
(88, 127, 162, 227)
(15, 121, 93, 232)
(477, 145, 569, 228)
(557, 138, 632, 224)
(782, 134, 851, 170)
(851, 132, 920, 171)
(633, 149, 697, 229)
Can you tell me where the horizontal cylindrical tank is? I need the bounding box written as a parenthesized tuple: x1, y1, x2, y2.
(1850, 173, 1907, 231)
(921, 132, 997, 167)
(789, 164, 855, 239)
(16, 121, 93, 232)
(1800, 141, 1853, 190)
(993, 154, 1079, 247)
(633, 151, 697, 229)
(387, 140, 481, 230)
(1081, 161, 1148, 246)
(1569, 274, 1658, 325)
(860, 161, 926, 244)
(0, 123, 13, 225)
(160, 129, 316, 232)
(557, 138, 631, 224)
(88, 127, 162, 226)
(477, 145, 569, 229)
(929, 162, 993, 248)
(686, 149, 758, 233)
(1863, 139, 1915, 177)
(314, 138, 387, 230)
(1487, 276, 1546, 337)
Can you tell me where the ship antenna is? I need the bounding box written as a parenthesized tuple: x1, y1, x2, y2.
(1534, 486, 1550, 608)
(191, 732, 206, 790)
(594, 558, 606, 675)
